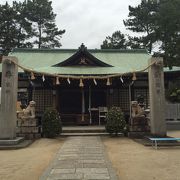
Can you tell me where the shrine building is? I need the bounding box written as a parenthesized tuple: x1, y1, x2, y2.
(0, 44, 179, 126)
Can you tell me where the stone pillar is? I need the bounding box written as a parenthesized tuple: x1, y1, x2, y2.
(148, 57, 166, 136)
(0, 57, 18, 139)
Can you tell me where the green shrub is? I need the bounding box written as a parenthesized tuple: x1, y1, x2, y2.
(166, 87, 180, 103)
(42, 108, 62, 138)
(105, 107, 126, 136)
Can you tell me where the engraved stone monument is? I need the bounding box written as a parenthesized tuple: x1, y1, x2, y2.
(148, 57, 167, 136)
(0, 56, 24, 145)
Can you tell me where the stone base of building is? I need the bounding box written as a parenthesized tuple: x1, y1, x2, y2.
(128, 131, 151, 138)
(17, 133, 41, 140)
(0, 137, 24, 145)
(0, 136, 34, 150)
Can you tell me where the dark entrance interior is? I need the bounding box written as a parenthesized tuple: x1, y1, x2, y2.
(57, 87, 107, 125)
(59, 89, 82, 114)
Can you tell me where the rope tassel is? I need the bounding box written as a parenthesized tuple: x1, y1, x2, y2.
(79, 79, 84, 87)
(56, 77, 60, 85)
(31, 72, 35, 80)
(106, 78, 111, 86)
(132, 72, 137, 81)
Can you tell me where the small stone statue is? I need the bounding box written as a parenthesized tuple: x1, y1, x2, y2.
(21, 101, 36, 119)
(131, 101, 145, 118)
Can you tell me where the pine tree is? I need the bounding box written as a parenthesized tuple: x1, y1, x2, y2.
(13, 1, 33, 48)
(124, 1, 159, 53)
(126, 36, 145, 49)
(124, 0, 180, 67)
(0, 2, 18, 55)
(26, 0, 65, 48)
(0, 1, 33, 55)
(155, 0, 180, 67)
(101, 31, 127, 49)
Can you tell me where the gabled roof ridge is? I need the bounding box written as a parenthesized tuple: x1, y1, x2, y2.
(53, 44, 113, 67)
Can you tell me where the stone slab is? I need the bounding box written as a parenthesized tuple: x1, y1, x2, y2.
(84, 174, 110, 179)
(51, 168, 75, 174)
(0, 137, 24, 145)
(47, 173, 83, 180)
(0, 140, 33, 150)
(76, 168, 109, 174)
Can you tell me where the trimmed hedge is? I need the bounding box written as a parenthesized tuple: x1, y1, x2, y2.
(105, 107, 126, 136)
(42, 108, 62, 138)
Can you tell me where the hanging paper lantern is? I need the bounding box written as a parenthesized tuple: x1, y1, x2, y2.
(31, 72, 35, 80)
(56, 77, 60, 85)
(79, 79, 84, 87)
(93, 78, 97, 85)
(132, 72, 137, 81)
(106, 78, 111, 86)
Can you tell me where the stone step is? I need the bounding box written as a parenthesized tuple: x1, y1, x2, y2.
(0, 140, 33, 150)
(0, 137, 24, 145)
(62, 126, 106, 133)
(61, 132, 124, 136)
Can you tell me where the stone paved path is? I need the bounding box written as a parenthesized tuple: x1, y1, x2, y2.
(40, 136, 118, 180)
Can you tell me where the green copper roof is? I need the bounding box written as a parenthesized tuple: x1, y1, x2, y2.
(3, 48, 150, 75)
(1, 48, 179, 75)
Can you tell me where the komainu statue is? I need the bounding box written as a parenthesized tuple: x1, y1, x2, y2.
(21, 101, 36, 119)
(130, 98, 150, 132)
(131, 101, 145, 118)
(16, 101, 40, 138)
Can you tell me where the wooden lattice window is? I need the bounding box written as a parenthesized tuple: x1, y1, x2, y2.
(107, 88, 130, 112)
(107, 89, 119, 107)
(119, 89, 130, 111)
(32, 89, 53, 112)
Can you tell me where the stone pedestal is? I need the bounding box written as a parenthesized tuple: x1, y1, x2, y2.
(148, 58, 166, 136)
(0, 57, 18, 140)
(16, 118, 41, 139)
(130, 117, 150, 132)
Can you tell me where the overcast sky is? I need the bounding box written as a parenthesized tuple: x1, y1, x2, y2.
(3, 0, 141, 49)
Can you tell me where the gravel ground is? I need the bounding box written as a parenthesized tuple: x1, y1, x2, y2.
(1, 131, 180, 180)
(0, 138, 65, 180)
(102, 131, 180, 180)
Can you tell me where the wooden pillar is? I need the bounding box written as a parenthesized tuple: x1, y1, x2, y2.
(148, 57, 166, 136)
(89, 86, 92, 124)
(0, 57, 18, 139)
(129, 81, 134, 124)
(81, 88, 85, 121)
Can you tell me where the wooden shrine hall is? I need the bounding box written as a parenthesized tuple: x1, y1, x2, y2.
(0, 44, 179, 126)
